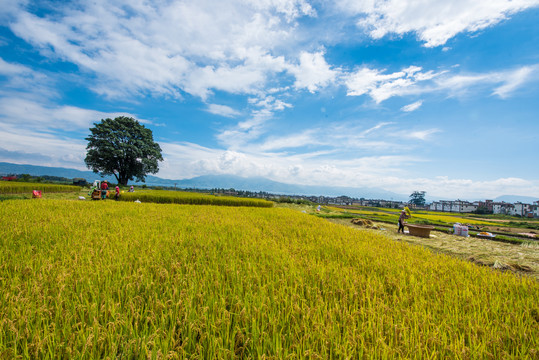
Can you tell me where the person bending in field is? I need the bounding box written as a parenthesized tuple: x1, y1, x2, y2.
(115, 185, 120, 201)
(398, 209, 409, 233)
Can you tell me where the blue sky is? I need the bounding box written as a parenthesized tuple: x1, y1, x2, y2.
(1, 0, 539, 199)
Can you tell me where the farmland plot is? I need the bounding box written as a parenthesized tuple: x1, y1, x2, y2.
(1, 200, 537, 359)
(118, 190, 273, 207)
(0, 181, 80, 194)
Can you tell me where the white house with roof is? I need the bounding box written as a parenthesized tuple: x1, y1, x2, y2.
(428, 199, 538, 217)
(493, 202, 514, 215)
(511, 202, 532, 217)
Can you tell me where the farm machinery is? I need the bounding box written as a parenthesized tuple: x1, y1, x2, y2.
(88, 180, 110, 200)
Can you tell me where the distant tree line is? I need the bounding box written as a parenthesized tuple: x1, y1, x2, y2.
(0, 173, 74, 184)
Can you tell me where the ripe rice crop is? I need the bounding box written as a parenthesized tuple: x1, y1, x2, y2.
(1, 200, 537, 359)
(405, 213, 498, 226)
(327, 206, 498, 226)
(0, 181, 80, 194)
(118, 189, 273, 207)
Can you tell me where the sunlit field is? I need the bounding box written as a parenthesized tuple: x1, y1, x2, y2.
(1, 200, 537, 358)
(325, 206, 501, 226)
(0, 181, 80, 194)
(118, 189, 273, 207)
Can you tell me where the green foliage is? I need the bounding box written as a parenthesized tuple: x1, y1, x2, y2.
(409, 191, 426, 206)
(18, 173, 32, 182)
(508, 221, 539, 230)
(273, 196, 313, 205)
(85, 116, 163, 185)
(473, 206, 493, 214)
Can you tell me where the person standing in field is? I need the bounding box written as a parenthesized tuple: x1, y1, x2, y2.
(101, 180, 108, 200)
(398, 209, 409, 233)
(115, 185, 120, 201)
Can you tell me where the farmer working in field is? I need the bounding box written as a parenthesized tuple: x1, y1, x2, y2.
(101, 180, 109, 199)
(398, 209, 409, 233)
(115, 185, 120, 201)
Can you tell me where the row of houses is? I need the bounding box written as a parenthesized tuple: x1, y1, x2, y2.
(310, 196, 405, 208)
(428, 199, 539, 217)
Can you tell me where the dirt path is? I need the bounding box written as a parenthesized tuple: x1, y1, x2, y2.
(327, 218, 539, 280)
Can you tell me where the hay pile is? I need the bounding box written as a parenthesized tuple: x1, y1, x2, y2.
(351, 218, 377, 229)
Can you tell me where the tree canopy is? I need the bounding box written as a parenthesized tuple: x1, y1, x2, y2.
(84, 116, 163, 186)
(409, 191, 426, 207)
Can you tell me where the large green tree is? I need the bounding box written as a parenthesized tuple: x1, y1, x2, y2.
(409, 191, 426, 207)
(85, 116, 163, 186)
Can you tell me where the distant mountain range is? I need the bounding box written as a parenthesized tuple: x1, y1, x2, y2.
(2, 162, 537, 203)
(0, 162, 409, 200)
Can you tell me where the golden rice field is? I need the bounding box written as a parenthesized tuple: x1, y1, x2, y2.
(325, 206, 499, 226)
(407, 213, 498, 226)
(118, 190, 273, 208)
(0, 181, 80, 194)
(1, 200, 538, 359)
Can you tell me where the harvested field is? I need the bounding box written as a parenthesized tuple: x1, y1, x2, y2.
(350, 218, 377, 228)
(329, 218, 539, 280)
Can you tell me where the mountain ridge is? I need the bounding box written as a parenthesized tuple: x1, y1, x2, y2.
(2, 162, 537, 203)
(0, 162, 408, 200)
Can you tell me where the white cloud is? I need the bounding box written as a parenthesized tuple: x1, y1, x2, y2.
(258, 130, 317, 151)
(0, 57, 32, 75)
(6, 0, 318, 101)
(493, 65, 537, 98)
(246, 0, 316, 20)
(164, 137, 539, 198)
(0, 97, 137, 131)
(215, 95, 293, 149)
(7, 1, 538, 107)
(345, 66, 442, 103)
(337, 0, 539, 47)
(345, 64, 539, 103)
(3, 1, 539, 200)
(290, 51, 339, 92)
(414, 176, 539, 199)
(0, 122, 87, 169)
(401, 100, 423, 112)
(435, 65, 539, 98)
(0, 57, 54, 98)
(205, 104, 241, 118)
(159, 139, 419, 186)
(403, 129, 440, 141)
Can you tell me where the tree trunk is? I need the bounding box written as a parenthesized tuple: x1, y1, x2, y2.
(117, 173, 129, 186)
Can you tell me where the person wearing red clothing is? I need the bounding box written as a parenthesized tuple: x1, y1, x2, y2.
(115, 185, 120, 201)
(101, 180, 108, 199)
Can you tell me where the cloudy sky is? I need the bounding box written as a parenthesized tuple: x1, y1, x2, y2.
(1, 0, 539, 199)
